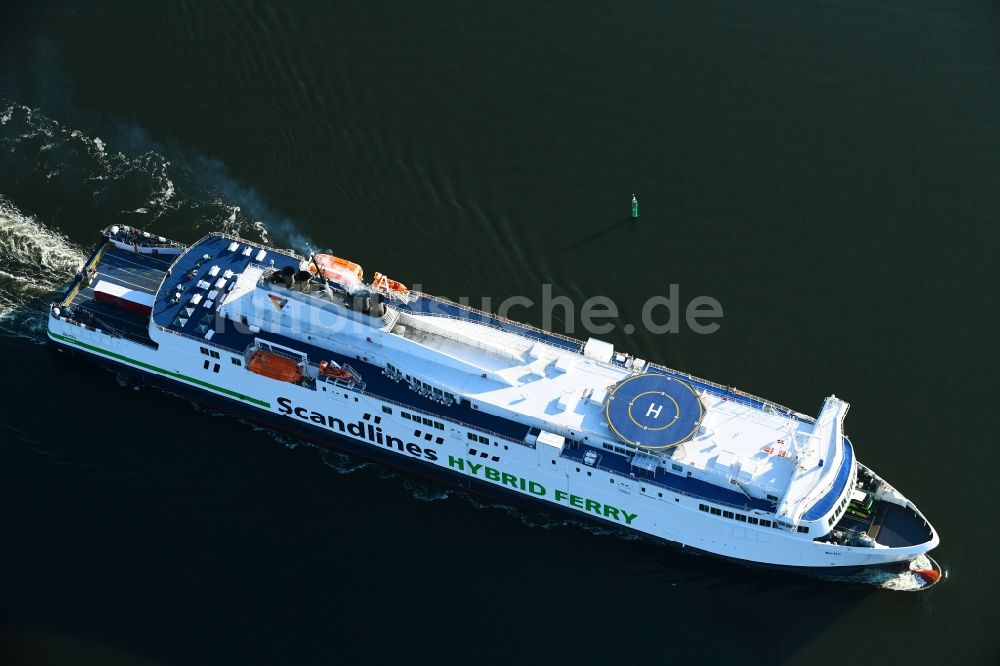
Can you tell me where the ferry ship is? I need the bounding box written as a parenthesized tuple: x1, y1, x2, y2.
(47, 226, 940, 575)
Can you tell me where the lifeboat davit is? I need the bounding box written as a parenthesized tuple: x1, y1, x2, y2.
(310, 254, 363, 286)
(247, 350, 303, 383)
(371, 272, 410, 298)
(319, 360, 355, 383)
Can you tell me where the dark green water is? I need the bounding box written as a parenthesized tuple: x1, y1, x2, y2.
(2, 1, 998, 663)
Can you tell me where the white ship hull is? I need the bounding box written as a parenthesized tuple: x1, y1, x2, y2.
(47, 308, 937, 571)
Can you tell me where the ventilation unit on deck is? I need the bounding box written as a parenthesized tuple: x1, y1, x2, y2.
(583, 338, 614, 364)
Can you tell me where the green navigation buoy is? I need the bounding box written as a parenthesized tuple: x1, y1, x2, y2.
(631, 193, 639, 220)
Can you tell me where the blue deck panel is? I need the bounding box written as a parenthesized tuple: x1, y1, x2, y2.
(151, 235, 302, 338)
(802, 438, 855, 520)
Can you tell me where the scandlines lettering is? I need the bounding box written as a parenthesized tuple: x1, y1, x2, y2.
(276, 396, 438, 461)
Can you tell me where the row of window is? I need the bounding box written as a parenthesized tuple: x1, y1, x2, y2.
(467, 432, 510, 451)
(828, 493, 851, 526)
(401, 411, 443, 430)
(698, 503, 809, 533)
(391, 365, 458, 403)
(468, 448, 500, 462)
(602, 442, 632, 455)
(389, 405, 511, 452)
(199, 346, 243, 368)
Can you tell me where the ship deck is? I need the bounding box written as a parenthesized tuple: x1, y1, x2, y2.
(151, 235, 302, 338)
(61, 243, 171, 348)
(560, 442, 776, 512)
(128, 233, 824, 513)
(150, 234, 808, 423)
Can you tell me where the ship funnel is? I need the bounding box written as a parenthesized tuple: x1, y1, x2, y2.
(368, 292, 386, 318)
(293, 270, 312, 291)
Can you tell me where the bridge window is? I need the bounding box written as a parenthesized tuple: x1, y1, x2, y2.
(699, 504, 709, 512)
(467, 433, 476, 441)
(710, 507, 721, 516)
(382, 406, 392, 415)
(760, 520, 772, 528)
(231, 357, 241, 366)
(671, 463, 682, 472)
(735, 514, 747, 522)
(723, 511, 734, 519)
(748, 517, 759, 525)
(797, 526, 809, 534)
(402, 412, 412, 420)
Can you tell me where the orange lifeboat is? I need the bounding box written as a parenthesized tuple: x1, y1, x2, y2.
(319, 360, 355, 383)
(310, 254, 364, 285)
(371, 272, 410, 298)
(247, 350, 303, 383)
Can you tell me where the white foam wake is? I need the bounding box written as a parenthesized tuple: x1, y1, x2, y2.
(0, 197, 86, 340)
(870, 553, 941, 591)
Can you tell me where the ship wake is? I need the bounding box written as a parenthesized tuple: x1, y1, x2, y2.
(0, 196, 85, 341)
(0, 99, 322, 341)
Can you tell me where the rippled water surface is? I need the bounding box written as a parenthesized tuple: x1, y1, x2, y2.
(1, 1, 998, 664)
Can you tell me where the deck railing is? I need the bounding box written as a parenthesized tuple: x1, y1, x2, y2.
(575, 452, 776, 513)
(412, 292, 585, 349)
(410, 293, 810, 423)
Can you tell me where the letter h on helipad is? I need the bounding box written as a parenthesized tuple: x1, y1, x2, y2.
(646, 403, 663, 419)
